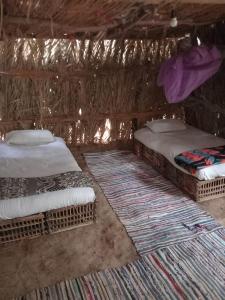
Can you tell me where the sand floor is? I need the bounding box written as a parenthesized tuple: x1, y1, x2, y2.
(0, 152, 224, 299)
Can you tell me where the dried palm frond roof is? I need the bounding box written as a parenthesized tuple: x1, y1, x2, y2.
(1, 0, 225, 40)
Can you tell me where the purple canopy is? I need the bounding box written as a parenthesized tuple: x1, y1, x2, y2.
(157, 46, 222, 103)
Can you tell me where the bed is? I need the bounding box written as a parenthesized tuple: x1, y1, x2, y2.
(134, 122, 225, 202)
(0, 132, 96, 244)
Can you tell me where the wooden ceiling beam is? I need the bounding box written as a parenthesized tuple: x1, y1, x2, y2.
(3, 14, 221, 37)
(142, 0, 225, 4)
(3, 16, 118, 34)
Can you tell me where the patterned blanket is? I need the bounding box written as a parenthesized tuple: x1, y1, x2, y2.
(174, 145, 225, 175)
(0, 171, 93, 200)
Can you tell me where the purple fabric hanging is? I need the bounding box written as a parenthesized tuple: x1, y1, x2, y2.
(157, 46, 222, 103)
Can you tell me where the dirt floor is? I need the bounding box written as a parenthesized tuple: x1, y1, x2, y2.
(0, 152, 225, 299)
(0, 153, 138, 300)
(199, 197, 225, 226)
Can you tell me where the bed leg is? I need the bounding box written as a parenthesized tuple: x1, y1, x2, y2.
(134, 141, 143, 159)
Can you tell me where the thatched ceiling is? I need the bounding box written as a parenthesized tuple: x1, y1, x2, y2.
(1, 0, 225, 39)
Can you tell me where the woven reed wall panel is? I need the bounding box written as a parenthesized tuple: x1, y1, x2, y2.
(184, 22, 225, 137)
(0, 38, 183, 145)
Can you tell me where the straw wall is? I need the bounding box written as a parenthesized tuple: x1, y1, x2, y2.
(185, 22, 225, 137)
(0, 38, 183, 147)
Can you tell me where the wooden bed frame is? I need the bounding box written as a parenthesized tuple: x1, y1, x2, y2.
(0, 202, 96, 244)
(134, 140, 225, 202)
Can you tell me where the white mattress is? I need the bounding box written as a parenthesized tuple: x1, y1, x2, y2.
(0, 137, 96, 219)
(134, 126, 225, 181)
(0, 187, 95, 220)
(0, 137, 81, 177)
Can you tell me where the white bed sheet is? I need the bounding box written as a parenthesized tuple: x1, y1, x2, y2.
(134, 126, 225, 180)
(0, 187, 95, 220)
(0, 137, 96, 220)
(0, 137, 81, 177)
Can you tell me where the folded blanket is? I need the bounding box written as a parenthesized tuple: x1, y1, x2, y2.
(174, 145, 225, 175)
(0, 171, 93, 200)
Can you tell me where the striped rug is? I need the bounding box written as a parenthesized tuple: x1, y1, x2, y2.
(84, 150, 222, 255)
(17, 229, 225, 300)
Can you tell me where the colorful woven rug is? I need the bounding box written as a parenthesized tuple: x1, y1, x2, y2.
(17, 229, 225, 300)
(17, 151, 225, 299)
(84, 150, 222, 255)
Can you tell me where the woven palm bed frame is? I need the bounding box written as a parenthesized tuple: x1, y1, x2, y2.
(0, 202, 96, 245)
(134, 140, 225, 202)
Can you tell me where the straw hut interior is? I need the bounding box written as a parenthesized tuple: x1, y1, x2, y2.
(1, 1, 225, 299)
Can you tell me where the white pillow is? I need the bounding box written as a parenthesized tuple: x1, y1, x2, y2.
(5, 130, 55, 145)
(146, 119, 186, 133)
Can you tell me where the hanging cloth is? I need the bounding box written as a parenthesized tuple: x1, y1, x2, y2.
(157, 46, 222, 103)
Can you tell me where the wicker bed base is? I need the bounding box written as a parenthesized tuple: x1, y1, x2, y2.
(46, 202, 96, 233)
(134, 140, 225, 202)
(0, 202, 96, 245)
